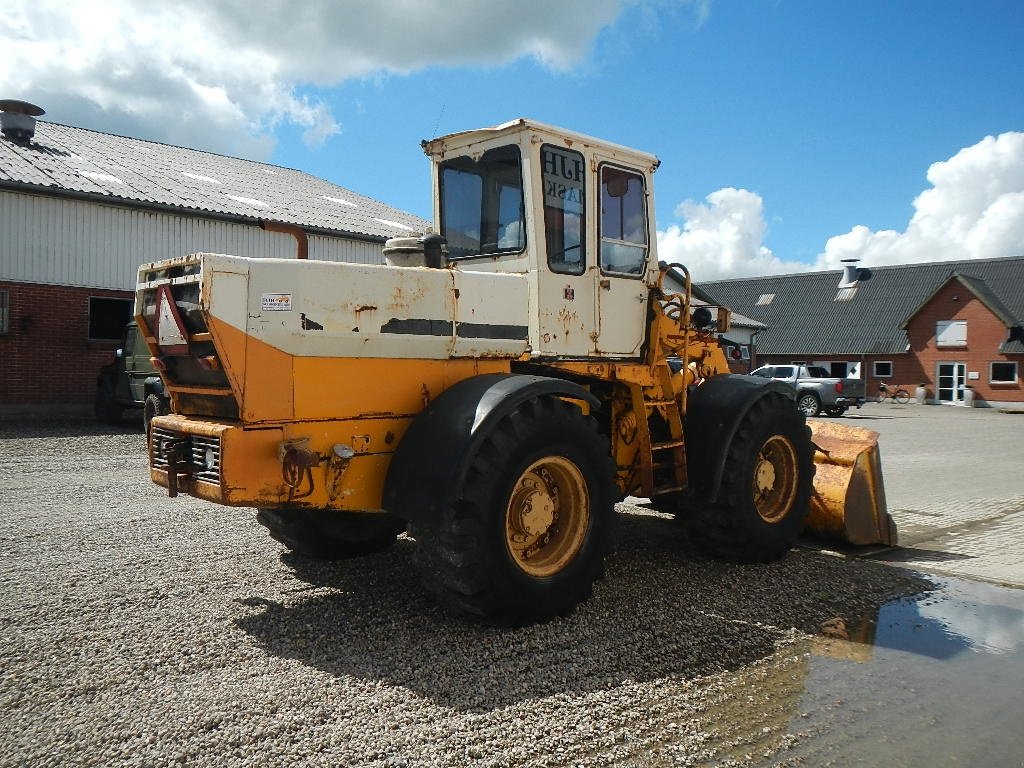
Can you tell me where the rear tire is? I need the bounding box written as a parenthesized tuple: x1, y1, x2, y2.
(685, 392, 813, 563)
(796, 392, 821, 417)
(143, 393, 169, 436)
(256, 508, 405, 560)
(894, 389, 911, 404)
(825, 405, 847, 417)
(411, 396, 615, 626)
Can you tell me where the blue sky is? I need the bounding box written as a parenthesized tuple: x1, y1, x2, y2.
(4, 0, 1023, 280)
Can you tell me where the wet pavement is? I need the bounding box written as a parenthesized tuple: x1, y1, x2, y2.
(773, 576, 1024, 767)
(776, 405, 1024, 766)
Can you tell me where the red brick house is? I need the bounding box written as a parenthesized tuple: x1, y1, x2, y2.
(698, 256, 1024, 407)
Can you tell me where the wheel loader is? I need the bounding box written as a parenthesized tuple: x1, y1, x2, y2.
(137, 118, 896, 625)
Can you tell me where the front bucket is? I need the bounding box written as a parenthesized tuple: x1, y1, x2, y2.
(805, 420, 898, 547)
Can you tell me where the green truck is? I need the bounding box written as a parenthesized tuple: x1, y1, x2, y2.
(94, 321, 170, 433)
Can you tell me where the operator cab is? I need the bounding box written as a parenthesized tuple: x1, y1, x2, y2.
(422, 118, 660, 359)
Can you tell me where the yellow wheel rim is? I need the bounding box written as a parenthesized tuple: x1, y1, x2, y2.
(505, 456, 589, 578)
(752, 435, 799, 524)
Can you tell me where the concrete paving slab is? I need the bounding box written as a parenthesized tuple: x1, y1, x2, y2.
(826, 402, 1024, 587)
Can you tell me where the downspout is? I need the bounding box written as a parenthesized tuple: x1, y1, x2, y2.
(260, 219, 309, 260)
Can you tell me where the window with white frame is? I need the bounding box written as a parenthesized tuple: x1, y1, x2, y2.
(873, 360, 893, 377)
(936, 320, 967, 347)
(0, 289, 8, 334)
(990, 362, 1018, 384)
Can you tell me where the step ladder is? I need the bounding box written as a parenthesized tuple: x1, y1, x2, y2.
(629, 363, 688, 499)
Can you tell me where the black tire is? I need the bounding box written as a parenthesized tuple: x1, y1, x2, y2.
(411, 396, 615, 626)
(825, 405, 847, 417)
(256, 508, 405, 560)
(94, 379, 123, 424)
(796, 392, 821, 417)
(684, 392, 814, 563)
(894, 389, 911, 404)
(143, 393, 169, 436)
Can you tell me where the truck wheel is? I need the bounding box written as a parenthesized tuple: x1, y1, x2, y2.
(686, 393, 813, 563)
(143, 393, 169, 436)
(796, 392, 821, 417)
(94, 380, 123, 425)
(412, 396, 615, 626)
(825, 405, 847, 417)
(256, 508, 405, 560)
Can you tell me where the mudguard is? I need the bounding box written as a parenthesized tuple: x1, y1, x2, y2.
(383, 373, 600, 525)
(144, 375, 166, 397)
(683, 374, 797, 504)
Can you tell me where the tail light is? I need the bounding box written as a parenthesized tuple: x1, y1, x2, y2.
(836, 380, 844, 393)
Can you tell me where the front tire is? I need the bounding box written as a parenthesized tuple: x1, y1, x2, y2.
(796, 392, 821, 417)
(256, 508, 405, 560)
(412, 396, 615, 626)
(684, 392, 813, 563)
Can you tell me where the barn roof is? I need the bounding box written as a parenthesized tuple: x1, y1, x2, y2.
(0, 120, 429, 241)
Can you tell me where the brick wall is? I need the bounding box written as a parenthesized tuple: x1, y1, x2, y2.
(0, 280, 132, 408)
(903, 279, 1023, 405)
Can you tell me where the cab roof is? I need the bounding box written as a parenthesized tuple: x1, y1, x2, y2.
(422, 117, 660, 171)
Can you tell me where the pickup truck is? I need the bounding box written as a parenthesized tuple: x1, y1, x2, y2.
(750, 364, 866, 417)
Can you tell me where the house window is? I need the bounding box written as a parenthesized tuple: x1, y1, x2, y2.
(936, 320, 967, 347)
(88, 297, 133, 341)
(0, 289, 8, 334)
(990, 362, 1018, 384)
(873, 361, 893, 378)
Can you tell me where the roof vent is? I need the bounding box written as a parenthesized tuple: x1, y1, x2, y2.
(838, 258, 861, 288)
(0, 99, 45, 143)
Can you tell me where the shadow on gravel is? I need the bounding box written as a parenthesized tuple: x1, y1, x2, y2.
(234, 510, 930, 712)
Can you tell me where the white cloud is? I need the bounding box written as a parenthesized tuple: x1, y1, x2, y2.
(0, 0, 651, 158)
(659, 132, 1024, 280)
(816, 132, 1024, 269)
(657, 187, 808, 282)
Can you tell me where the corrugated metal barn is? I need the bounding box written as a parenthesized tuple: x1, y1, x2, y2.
(0, 102, 429, 415)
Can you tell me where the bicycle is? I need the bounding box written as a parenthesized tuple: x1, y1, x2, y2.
(878, 382, 910, 404)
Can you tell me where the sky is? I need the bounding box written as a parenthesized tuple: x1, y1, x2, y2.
(2, 0, 1023, 282)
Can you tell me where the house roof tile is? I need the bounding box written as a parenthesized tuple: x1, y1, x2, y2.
(698, 256, 1024, 356)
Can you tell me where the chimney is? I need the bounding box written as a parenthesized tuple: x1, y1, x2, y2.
(838, 258, 861, 288)
(0, 99, 45, 143)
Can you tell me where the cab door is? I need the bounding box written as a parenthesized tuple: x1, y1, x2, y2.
(123, 323, 148, 403)
(536, 144, 596, 357)
(594, 162, 649, 357)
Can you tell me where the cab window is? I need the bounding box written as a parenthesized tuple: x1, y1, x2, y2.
(439, 145, 524, 260)
(600, 165, 647, 276)
(541, 145, 585, 275)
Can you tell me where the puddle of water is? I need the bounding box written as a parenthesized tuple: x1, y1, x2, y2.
(779, 576, 1024, 767)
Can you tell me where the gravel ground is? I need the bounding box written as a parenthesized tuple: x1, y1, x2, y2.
(0, 420, 928, 767)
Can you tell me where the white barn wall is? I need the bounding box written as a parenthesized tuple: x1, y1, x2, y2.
(0, 191, 386, 291)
